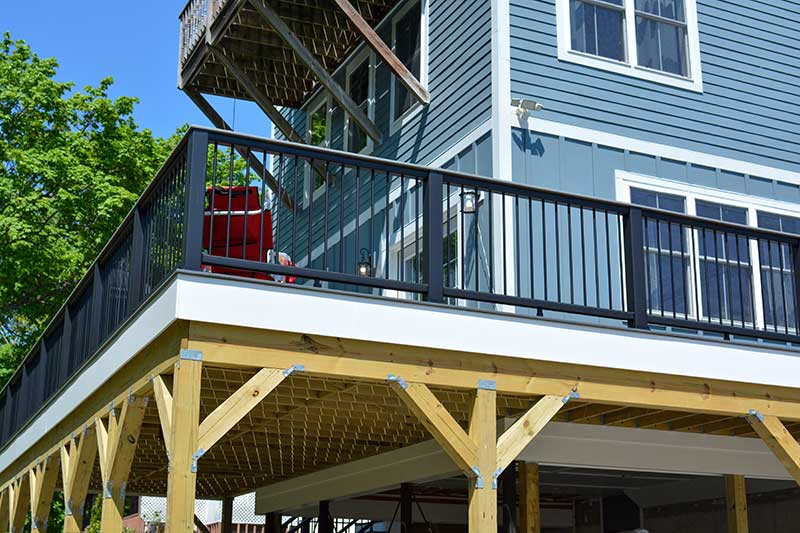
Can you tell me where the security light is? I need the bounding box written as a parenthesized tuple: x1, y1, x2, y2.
(511, 97, 544, 117)
(461, 191, 478, 214)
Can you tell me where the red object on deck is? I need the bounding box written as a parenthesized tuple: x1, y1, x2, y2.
(202, 186, 273, 279)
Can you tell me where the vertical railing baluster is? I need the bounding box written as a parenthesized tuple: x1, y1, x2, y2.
(793, 240, 800, 333)
(623, 207, 648, 329)
(424, 172, 444, 303)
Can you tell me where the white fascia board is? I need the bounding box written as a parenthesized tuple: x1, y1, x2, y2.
(175, 273, 800, 390)
(0, 281, 179, 475)
(512, 113, 800, 185)
(255, 420, 790, 514)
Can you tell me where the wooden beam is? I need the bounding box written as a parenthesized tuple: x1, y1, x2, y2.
(0, 486, 8, 533)
(9, 474, 29, 533)
(183, 88, 297, 211)
(725, 475, 749, 533)
(165, 356, 203, 532)
(29, 455, 59, 533)
(61, 427, 98, 533)
(190, 332, 800, 422)
(152, 374, 174, 453)
(331, 0, 429, 105)
(209, 47, 308, 144)
(519, 463, 541, 533)
(194, 514, 213, 533)
(468, 387, 497, 533)
(389, 380, 478, 473)
(246, 0, 382, 142)
(496, 395, 564, 473)
(98, 395, 149, 533)
(746, 412, 800, 484)
(198, 367, 288, 453)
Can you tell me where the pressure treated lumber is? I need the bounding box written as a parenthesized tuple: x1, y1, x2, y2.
(29, 455, 59, 533)
(725, 474, 749, 533)
(519, 463, 541, 533)
(61, 427, 98, 533)
(496, 395, 564, 472)
(165, 357, 203, 532)
(746, 413, 800, 484)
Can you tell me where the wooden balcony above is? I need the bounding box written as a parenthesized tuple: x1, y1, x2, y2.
(178, 0, 399, 108)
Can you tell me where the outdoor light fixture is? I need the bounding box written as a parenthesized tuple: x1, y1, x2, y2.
(357, 248, 373, 277)
(461, 191, 478, 214)
(511, 97, 544, 118)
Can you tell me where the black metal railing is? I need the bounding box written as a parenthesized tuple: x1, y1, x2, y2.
(2, 126, 799, 450)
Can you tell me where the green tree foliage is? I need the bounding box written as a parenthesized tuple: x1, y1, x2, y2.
(0, 33, 183, 381)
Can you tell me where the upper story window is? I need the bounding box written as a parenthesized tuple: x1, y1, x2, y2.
(346, 52, 374, 154)
(557, 0, 703, 92)
(390, 0, 428, 134)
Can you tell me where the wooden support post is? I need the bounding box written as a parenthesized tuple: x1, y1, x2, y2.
(400, 483, 413, 533)
(246, 0, 382, 142)
(29, 454, 60, 533)
(221, 496, 234, 533)
(725, 475, 749, 533)
(61, 426, 98, 533)
(746, 411, 800, 484)
(9, 474, 30, 533)
(0, 486, 8, 533)
(265, 511, 282, 533)
(97, 394, 149, 532)
(519, 463, 541, 533)
(183, 88, 296, 211)
(468, 386, 497, 533)
(165, 353, 203, 532)
(330, 0, 429, 105)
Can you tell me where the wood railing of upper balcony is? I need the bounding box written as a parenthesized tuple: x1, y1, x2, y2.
(180, 0, 228, 64)
(1, 126, 799, 450)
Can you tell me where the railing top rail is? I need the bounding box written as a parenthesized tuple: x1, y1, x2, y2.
(198, 126, 800, 246)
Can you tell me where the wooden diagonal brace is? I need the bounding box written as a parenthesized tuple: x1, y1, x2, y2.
(61, 427, 98, 532)
(29, 455, 59, 532)
(496, 395, 566, 473)
(246, 0, 382, 143)
(389, 379, 478, 474)
(152, 374, 174, 454)
(332, 0, 429, 105)
(746, 410, 800, 485)
(198, 366, 298, 453)
(9, 475, 29, 533)
(0, 486, 8, 532)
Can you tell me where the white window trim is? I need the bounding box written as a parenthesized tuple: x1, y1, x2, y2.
(555, 0, 703, 92)
(388, 0, 430, 136)
(304, 93, 332, 207)
(344, 49, 377, 155)
(616, 171, 800, 330)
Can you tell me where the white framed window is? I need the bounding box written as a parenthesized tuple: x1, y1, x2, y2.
(304, 94, 331, 206)
(556, 0, 703, 92)
(617, 172, 800, 332)
(344, 49, 376, 155)
(389, 0, 429, 135)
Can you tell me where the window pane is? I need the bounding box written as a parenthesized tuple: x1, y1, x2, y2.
(636, 16, 688, 76)
(309, 105, 326, 146)
(636, 0, 685, 21)
(394, 3, 421, 120)
(348, 60, 369, 153)
(570, 0, 625, 61)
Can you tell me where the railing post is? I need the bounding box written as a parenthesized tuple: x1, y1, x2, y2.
(424, 171, 444, 303)
(623, 207, 648, 329)
(89, 263, 104, 352)
(127, 208, 145, 314)
(793, 240, 800, 332)
(183, 129, 209, 271)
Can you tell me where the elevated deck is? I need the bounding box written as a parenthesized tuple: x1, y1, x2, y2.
(1, 128, 800, 531)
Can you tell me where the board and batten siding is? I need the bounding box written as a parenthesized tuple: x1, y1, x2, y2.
(510, 0, 800, 174)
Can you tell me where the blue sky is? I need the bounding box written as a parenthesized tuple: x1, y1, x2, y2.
(4, 0, 270, 139)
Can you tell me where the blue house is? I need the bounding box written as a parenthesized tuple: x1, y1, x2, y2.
(0, 1, 798, 532)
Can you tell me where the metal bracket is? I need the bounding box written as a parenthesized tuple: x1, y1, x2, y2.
(191, 448, 206, 473)
(562, 390, 580, 404)
(65, 499, 73, 516)
(491, 468, 503, 490)
(109, 402, 117, 418)
(748, 409, 765, 422)
(180, 349, 203, 361)
(120, 481, 127, 501)
(103, 480, 113, 499)
(387, 374, 408, 390)
(283, 364, 305, 377)
(477, 380, 497, 391)
(128, 391, 136, 404)
(471, 466, 485, 489)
